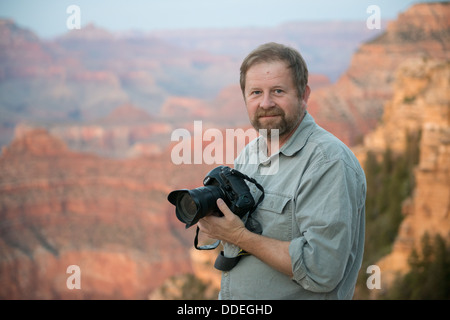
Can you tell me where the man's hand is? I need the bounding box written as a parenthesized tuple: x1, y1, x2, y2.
(198, 199, 246, 246)
(198, 199, 292, 277)
(198, 198, 293, 277)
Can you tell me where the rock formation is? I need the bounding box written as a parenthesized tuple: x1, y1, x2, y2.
(308, 2, 450, 146)
(1, 2, 449, 300)
(0, 129, 215, 299)
(357, 57, 450, 294)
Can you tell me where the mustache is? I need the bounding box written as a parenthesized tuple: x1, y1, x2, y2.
(255, 107, 285, 118)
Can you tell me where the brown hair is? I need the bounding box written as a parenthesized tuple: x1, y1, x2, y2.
(240, 42, 308, 99)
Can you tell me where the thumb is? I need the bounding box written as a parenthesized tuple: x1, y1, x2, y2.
(216, 198, 233, 217)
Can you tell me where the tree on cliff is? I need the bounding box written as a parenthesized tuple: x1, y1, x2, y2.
(384, 233, 450, 300)
(363, 132, 420, 266)
(356, 132, 421, 299)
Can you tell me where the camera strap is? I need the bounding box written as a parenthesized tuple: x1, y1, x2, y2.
(194, 226, 221, 250)
(214, 248, 250, 271)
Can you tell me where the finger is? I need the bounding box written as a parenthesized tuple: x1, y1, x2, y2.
(217, 198, 233, 217)
(198, 218, 211, 235)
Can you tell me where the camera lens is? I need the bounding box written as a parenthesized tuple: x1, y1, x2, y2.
(177, 193, 198, 223)
(168, 185, 225, 228)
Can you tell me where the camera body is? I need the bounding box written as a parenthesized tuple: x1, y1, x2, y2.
(204, 166, 255, 217)
(168, 166, 255, 228)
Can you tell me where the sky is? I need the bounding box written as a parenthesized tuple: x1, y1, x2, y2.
(0, 0, 442, 39)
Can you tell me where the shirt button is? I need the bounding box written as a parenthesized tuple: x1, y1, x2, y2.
(223, 272, 229, 277)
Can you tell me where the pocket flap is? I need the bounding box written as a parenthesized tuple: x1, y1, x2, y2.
(258, 193, 291, 214)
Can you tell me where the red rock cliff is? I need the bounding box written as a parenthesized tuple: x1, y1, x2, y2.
(357, 57, 450, 293)
(0, 129, 212, 299)
(308, 2, 450, 146)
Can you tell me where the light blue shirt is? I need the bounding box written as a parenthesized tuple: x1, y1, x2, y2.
(219, 112, 366, 299)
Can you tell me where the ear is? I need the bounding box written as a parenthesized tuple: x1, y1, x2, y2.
(302, 85, 311, 104)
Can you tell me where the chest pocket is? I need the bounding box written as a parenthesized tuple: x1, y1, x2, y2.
(253, 192, 292, 241)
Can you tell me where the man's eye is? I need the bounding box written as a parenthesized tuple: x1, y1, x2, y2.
(274, 89, 284, 94)
(252, 90, 262, 95)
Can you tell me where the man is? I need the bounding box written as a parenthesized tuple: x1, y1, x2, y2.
(198, 42, 366, 299)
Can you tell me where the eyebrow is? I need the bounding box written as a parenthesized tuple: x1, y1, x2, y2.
(247, 84, 288, 91)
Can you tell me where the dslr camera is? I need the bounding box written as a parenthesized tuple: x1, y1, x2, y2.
(167, 166, 264, 249)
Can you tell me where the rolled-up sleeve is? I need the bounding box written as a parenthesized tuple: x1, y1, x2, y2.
(289, 158, 360, 293)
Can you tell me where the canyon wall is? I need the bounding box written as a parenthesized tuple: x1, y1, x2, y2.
(1, 2, 449, 299)
(0, 129, 217, 299)
(357, 57, 450, 293)
(308, 2, 450, 146)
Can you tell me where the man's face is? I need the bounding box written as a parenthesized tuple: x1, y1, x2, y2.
(244, 60, 310, 139)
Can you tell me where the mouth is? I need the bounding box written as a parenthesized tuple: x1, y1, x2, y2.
(259, 114, 281, 119)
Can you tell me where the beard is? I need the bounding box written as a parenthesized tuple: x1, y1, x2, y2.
(250, 105, 303, 140)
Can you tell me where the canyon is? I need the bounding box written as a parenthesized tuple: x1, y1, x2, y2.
(362, 57, 450, 295)
(0, 127, 219, 299)
(0, 2, 449, 299)
(308, 2, 450, 146)
(0, 17, 376, 152)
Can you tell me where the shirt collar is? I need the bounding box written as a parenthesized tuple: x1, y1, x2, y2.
(279, 111, 315, 157)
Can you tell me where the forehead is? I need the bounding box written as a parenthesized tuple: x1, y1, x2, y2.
(245, 60, 293, 86)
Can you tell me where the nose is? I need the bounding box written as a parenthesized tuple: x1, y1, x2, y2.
(259, 92, 275, 109)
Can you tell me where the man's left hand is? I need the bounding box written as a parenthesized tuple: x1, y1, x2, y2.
(198, 198, 246, 246)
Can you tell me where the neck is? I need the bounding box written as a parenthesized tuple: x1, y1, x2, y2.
(266, 114, 303, 156)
